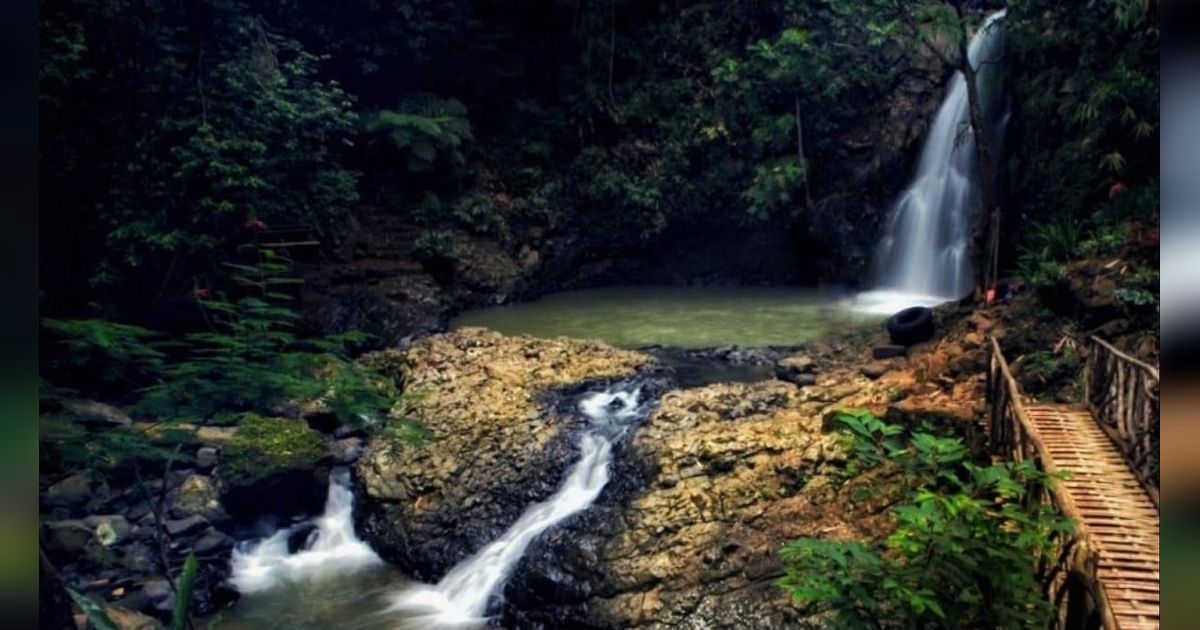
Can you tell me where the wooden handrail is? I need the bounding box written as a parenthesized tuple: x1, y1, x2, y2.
(1090, 335, 1159, 380)
(987, 337, 1116, 630)
(1085, 335, 1160, 508)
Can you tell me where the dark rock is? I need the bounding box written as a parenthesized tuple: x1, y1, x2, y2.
(169, 474, 227, 523)
(61, 399, 133, 429)
(287, 522, 319, 553)
(120, 542, 157, 573)
(872, 344, 907, 359)
(195, 447, 218, 472)
(304, 410, 342, 434)
(789, 373, 818, 386)
(331, 437, 364, 464)
(775, 355, 819, 385)
(41, 520, 93, 562)
(192, 528, 234, 556)
(861, 363, 888, 380)
(44, 473, 99, 510)
(136, 578, 174, 614)
(163, 515, 208, 538)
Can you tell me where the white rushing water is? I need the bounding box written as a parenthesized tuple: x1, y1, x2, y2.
(388, 386, 643, 628)
(854, 10, 1008, 315)
(230, 468, 383, 594)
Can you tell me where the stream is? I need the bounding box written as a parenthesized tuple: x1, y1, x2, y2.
(225, 385, 651, 629)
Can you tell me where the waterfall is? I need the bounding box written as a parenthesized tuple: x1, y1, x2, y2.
(855, 10, 1008, 315)
(387, 386, 644, 628)
(229, 468, 383, 594)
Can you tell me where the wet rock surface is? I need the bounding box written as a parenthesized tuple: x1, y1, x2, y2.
(356, 328, 658, 580)
(355, 325, 987, 628)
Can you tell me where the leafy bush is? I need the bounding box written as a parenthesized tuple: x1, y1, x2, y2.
(366, 94, 472, 172)
(1018, 348, 1082, 399)
(39, 417, 188, 482)
(779, 409, 1072, 628)
(133, 257, 394, 427)
(412, 230, 460, 265)
(41, 319, 165, 396)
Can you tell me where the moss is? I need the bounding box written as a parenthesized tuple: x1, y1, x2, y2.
(221, 414, 327, 485)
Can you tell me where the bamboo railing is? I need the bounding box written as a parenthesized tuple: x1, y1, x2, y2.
(1084, 336, 1160, 507)
(987, 337, 1116, 630)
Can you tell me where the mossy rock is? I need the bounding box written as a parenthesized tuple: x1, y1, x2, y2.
(218, 414, 329, 519)
(222, 414, 327, 484)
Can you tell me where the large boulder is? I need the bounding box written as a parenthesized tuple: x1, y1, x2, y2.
(504, 381, 866, 628)
(217, 415, 329, 519)
(356, 328, 656, 580)
(356, 330, 886, 628)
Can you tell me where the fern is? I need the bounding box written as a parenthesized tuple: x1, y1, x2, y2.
(367, 94, 472, 171)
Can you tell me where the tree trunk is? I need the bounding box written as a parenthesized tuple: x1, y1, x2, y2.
(959, 41, 996, 297)
(794, 94, 814, 207)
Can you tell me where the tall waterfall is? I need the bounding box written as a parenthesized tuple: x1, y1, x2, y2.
(387, 386, 645, 628)
(855, 10, 1008, 315)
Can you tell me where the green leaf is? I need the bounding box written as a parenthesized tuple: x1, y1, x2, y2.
(67, 588, 120, 630)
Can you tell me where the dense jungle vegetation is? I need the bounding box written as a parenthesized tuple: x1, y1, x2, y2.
(39, 0, 1159, 627)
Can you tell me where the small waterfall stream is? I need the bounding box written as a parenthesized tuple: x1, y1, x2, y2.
(855, 10, 1008, 315)
(229, 468, 383, 594)
(387, 386, 645, 628)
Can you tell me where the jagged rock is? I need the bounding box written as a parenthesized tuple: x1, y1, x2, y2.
(41, 520, 93, 562)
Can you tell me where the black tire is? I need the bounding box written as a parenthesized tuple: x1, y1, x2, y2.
(886, 306, 935, 346)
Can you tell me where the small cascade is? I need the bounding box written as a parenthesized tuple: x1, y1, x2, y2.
(229, 468, 382, 594)
(855, 10, 1008, 315)
(387, 386, 645, 628)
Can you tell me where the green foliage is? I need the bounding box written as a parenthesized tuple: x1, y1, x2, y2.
(412, 230, 460, 266)
(1018, 348, 1082, 398)
(1014, 216, 1082, 288)
(367, 94, 472, 172)
(1006, 0, 1158, 220)
(40, 0, 359, 311)
(40, 418, 187, 482)
(66, 588, 119, 630)
(221, 414, 328, 485)
(41, 319, 165, 394)
(170, 553, 198, 630)
(779, 410, 1071, 628)
(134, 257, 394, 427)
(1114, 287, 1158, 309)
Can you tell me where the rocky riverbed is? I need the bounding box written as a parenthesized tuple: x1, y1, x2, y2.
(354, 324, 990, 628)
(43, 305, 1017, 629)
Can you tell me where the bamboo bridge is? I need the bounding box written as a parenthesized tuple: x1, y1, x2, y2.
(987, 336, 1160, 629)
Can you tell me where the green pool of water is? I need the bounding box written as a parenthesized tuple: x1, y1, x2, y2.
(452, 286, 872, 349)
